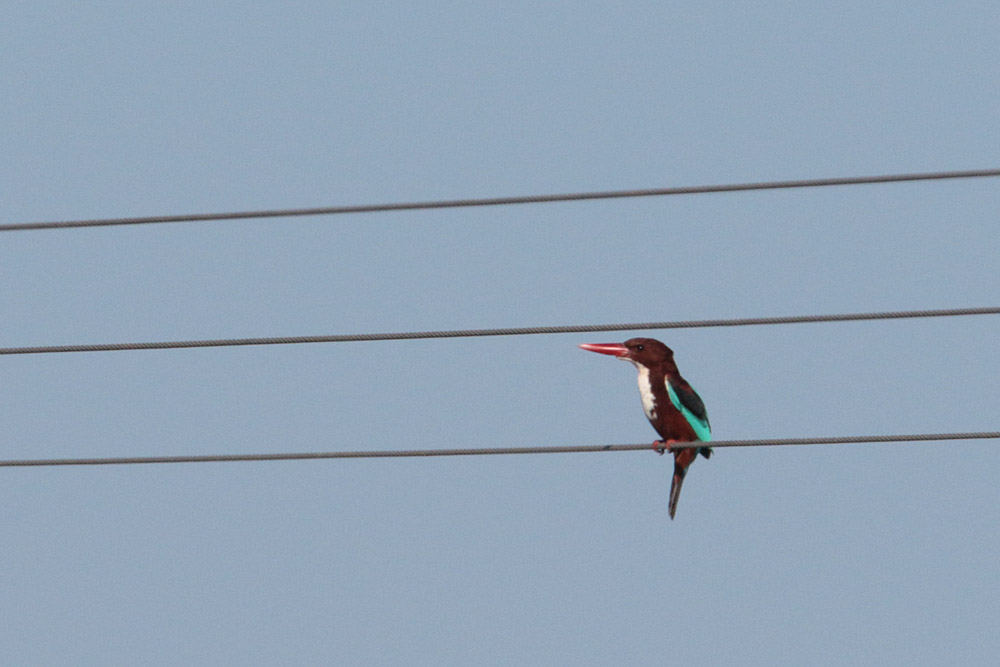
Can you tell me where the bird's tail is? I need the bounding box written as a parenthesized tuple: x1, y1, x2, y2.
(668, 448, 698, 519)
(668, 466, 685, 520)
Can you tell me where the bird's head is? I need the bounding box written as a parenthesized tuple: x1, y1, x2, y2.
(578, 337, 674, 370)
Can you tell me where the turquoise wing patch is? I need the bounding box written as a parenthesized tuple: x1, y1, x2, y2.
(666, 380, 712, 442)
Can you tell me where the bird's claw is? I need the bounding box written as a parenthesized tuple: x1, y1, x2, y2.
(652, 440, 677, 455)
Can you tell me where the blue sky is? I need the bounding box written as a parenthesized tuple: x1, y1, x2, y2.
(2, 3, 999, 665)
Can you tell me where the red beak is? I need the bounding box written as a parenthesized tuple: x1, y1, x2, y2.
(578, 342, 629, 358)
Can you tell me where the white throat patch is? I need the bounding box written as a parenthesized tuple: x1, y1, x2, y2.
(634, 364, 657, 420)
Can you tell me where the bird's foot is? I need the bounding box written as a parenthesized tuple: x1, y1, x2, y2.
(652, 440, 677, 455)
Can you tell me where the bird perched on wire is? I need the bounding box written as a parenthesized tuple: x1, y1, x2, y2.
(579, 338, 712, 519)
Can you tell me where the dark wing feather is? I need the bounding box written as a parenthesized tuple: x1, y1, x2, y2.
(671, 377, 711, 430)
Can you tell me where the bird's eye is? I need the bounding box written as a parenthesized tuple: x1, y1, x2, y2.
(636, 344, 644, 351)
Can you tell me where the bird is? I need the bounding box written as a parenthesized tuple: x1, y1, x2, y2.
(578, 338, 711, 519)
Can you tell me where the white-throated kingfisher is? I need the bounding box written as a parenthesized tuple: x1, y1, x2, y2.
(579, 338, 711, 519)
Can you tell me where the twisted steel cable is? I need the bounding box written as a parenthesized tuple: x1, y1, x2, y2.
(2, 432, 997, 468)
(4, 168, 998, 232)
(1, 306, 997, 356)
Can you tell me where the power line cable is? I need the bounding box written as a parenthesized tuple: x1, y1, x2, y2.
(2, 306, 997, 356)
(2, 432, 997, 468)
(4, 168, 999, 232)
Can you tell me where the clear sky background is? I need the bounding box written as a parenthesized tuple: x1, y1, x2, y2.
(3, 3, 999, 665)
